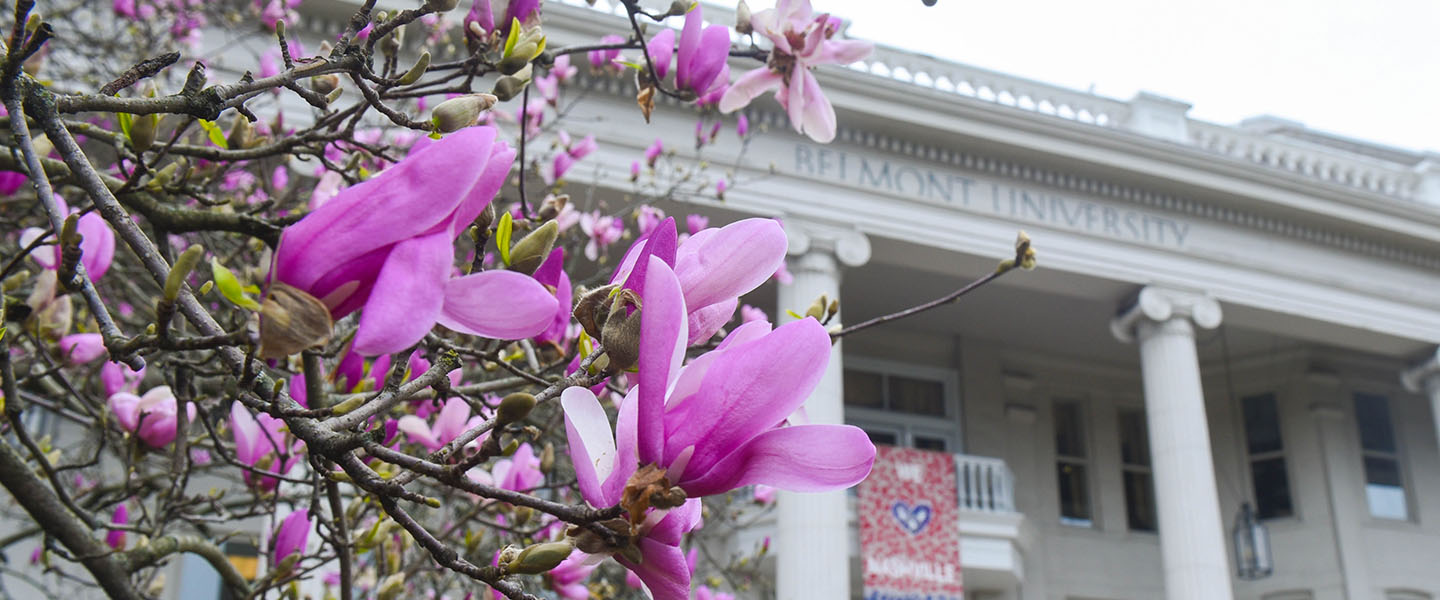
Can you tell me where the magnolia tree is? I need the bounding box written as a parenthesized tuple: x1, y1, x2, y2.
(0, 0, 1034, 598)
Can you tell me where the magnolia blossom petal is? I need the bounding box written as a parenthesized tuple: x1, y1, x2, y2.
(673, 218, 786, 310)
(275, 127, 499, 293)
(662, 319, 830, 479)
(678, 424, 876, 496)
(433, 397, 473, 446)
(18, 228, 55, 269)
(352, 232, 453, 356)
(718, 68, 782, 114)
(76, 213, 115, 280)
(59, 333, 106, 363)
(814, 39, 873, 65)
(273, 509, 311, 567)
(230, 402, 263, 465)
(636, 256, 688, 465)
(795, 70, 837, 143)
(397, 415, 443, 451)
(686, 298, 737, 346)
(646, 29, 676, 80)
(618, 538, 690, 600)
(438, 270, 558, 340)
(109, 392, 143, 434)
(562, 386, 622, 507)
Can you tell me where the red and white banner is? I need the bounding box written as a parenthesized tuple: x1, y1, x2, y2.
(859, 445, 963, 600)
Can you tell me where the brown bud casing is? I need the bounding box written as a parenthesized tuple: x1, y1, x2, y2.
(257, 282, 334, 359)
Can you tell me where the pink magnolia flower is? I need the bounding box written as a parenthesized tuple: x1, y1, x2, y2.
(610, 218, 787, 345)
(589, 34, 625, 69)
(562, 258, 874, 599)
(551, 54, 577, 83)
(271, 126, 557, 356)
(106, 504, 128, 550)
(58, 333, 106, 364)
(715, 178, 727, 198)
(534, 73, 559, 104)
(231, 402, 303, 491)
(644, 138, 664, 167)
(465, 0, 539, 39)
(630, 160, 641, 181)
(19, 196, 116, 281)
(397, 397, 484, 452)
(493, 442, 544, 492)
(736, 113, 749, 138)
(579, 212, 623, 261)
(636, 205, 665, 237)
(109, 386, 195, 448)
(672, 4, 731, 100)
(740, 304, 768, 324)
(686, 214, 709, 233)
(101, 361, 145, 397)
(272, 509, 311, 567)
(718, 0, 873, 143)
(547, 550, 598, 600)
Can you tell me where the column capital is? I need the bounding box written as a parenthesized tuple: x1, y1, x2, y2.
(1401, 347, 1440, 394)
(1110, 286, 1223, 343)
(783, 218, 871, 267)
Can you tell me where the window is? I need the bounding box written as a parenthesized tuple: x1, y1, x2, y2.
(1354, 393, 1407, 520)
(843, 363, 958, 451)
(1053, 399, 1092, 527)
(1241, 393, 1294, 519)
(1117, 408, 1156, 532)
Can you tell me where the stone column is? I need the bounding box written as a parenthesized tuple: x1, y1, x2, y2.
(1112, 286, 1232, 600)
(775, 219, 870, 600)
(1401, 348, 1440, 445)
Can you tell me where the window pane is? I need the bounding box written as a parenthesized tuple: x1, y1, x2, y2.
(1364, 455, 1403, 487)
(865, 429, 899, 446)
(843, 370, 883, 409)
(1243, 393, 1283, 455)
(888, 375, 945, 416)
(1118, 409, 1150, 466)
(1354, 394, 1397, 453)
(1122, 470, 1157, 531)
(1054, 401, 1085, 458)
(1057, 462, 1091, 524)
(1250, 457, 1294, 519)
(913, 435, 948, 452)
(1363, 456, 1407, 519)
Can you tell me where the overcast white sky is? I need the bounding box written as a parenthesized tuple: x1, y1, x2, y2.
(744, 0, 1440, 153)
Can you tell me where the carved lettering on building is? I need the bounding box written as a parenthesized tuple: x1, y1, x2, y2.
(794, 144, 1191, 247)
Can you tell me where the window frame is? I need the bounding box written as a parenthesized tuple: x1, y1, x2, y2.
(1052, 397, 1095, 528)
(843, 357, 962, 453)
(1352, 391, 1411, 522)
(1237, 391, 1296, 521)
(1116, 405, 1157, 533)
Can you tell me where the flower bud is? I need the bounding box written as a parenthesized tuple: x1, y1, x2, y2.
(329, 394, 366, 415)
(491, 75, 527, 102)
(376, 573, 406, 600)
(380, 27, 403, 58)
(129, 113, 159, 152)
(274, 552, 301, 574)
(397, 51, 430, 85)
(164, 245, 205, 303)
(669, 1, 691, 16)
(572, 283, 619, 339)
(537, 194, 568, 221)
(506, 220, 558, 275)
(430, 94, 497, 133)
(425, 0, 459, 12)
(600, 290, 643, 370)
(257, 282, 334, 359)
(512, 505, 534, 526)
(310, 73, 340, 95)
(506, 540, 574, 575)
(803, 294, 828, 321)
(495, 392, 536, 426)
(324, 86, 344, 105)
(540, 442, 555, 472)
(227, 117, 254, 150)
(735, 1, 754, 35)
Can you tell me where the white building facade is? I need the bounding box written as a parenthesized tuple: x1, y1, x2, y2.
(528, 3, 1440, 599)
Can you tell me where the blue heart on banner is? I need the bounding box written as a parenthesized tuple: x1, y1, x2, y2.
(890, 501, 933, 535)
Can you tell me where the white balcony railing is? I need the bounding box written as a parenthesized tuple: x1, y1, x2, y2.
(956, 454, 1015, 514)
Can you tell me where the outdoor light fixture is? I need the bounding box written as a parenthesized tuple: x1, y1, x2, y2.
(1232, 502, 1274, 580)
